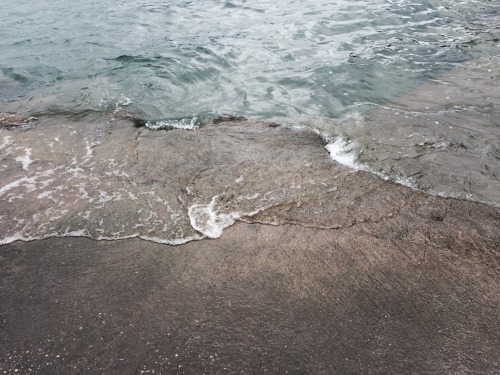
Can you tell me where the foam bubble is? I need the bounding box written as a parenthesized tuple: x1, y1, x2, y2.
(138, 234, 204, 245)
(325, 137, 416, 189)
(325, 138, 364, 171)
(0, 169, 57, 197)
(146, 117, 198, 131)
(14, 147, 33, 170)
(188, 195, 240, 238)
(1, 136, 13, 149)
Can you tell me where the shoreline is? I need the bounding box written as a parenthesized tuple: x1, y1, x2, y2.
(1, 207, 499, 373)
(1, 56, 500, 373)
(1, 116, 499, 373)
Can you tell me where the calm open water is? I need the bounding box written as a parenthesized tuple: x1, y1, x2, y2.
(1, 0, 498, 123)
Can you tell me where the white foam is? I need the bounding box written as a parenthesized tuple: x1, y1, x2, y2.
(325, 136, 416, 189)
(80, 210, 92, 219)
(96, 191, 123, 203)
(146, 117, 198, 131)
(36, 190, 54, 200)
(82, 139, 99, 164)
(237, 193, 260, 202)
(0, 169, 56, 197)
(139, 234, 204, 245)
(425, 189, 500, 208)
(114, 97, 133, 113)
(14, 147, 33, 170)
(325, 137, 364, 170)
(0, 235, 29, 245)
(1, 136, 13, 149)
(63, 228, 90, 237)
(0, 231, 206, 246)
(188, 195, 240, 238)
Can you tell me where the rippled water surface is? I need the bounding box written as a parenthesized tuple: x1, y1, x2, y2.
(1, 0, 499, 121)
(0, 0, 499, 246)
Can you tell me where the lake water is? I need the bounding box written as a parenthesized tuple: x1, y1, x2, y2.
(0, 0, 499, 245)
(1, 0, 498, 122)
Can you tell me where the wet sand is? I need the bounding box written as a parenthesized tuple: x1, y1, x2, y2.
(1, 119, 499, 373)
(1, 207, 499, 374)
(1, 59, 500, 373)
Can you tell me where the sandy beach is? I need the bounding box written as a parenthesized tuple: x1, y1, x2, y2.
(1, 213, 499, 374)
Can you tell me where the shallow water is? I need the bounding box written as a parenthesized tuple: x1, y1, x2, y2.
(0, 0, 499, 245)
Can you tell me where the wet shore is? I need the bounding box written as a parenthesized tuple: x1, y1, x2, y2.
(1, 58, 500, 373)
(1, 201, 499, 374)
(1, 118, 499, 374)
